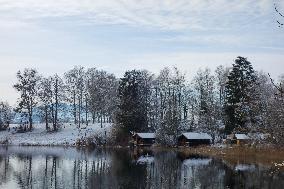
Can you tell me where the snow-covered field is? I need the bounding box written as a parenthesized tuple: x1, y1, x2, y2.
(0, 123, 112, 146)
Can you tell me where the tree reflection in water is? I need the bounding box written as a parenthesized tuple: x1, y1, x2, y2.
(0, 146, 283, 189)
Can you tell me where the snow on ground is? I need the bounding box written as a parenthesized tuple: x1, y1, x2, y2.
(0, 123, 112, 146)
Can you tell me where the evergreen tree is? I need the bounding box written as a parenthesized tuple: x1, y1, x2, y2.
(225, 56, 258, 134)
(116, 70, 152, 136)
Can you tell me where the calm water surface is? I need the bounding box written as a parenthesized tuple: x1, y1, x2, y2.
(0, 146, 283, 189)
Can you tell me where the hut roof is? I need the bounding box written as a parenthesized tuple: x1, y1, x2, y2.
(181, 132, 212, 140)
(135, 133, 155, 139)
(235, 134, 250, 140)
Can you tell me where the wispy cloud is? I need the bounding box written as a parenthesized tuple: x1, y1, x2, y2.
(0, 0, 278, 30)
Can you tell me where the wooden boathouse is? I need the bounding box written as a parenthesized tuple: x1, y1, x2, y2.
(133, 133, 155, 146)
(178, 132, 212, 146)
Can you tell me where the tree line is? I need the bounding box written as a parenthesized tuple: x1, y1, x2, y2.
(0, 56, 283, 145)
(3, 66, 118, 132)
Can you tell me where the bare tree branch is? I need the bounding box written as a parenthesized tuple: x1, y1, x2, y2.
(275, 4, 284, 17)
(268, 73, 284, 97)
(274, 3, 284, 27)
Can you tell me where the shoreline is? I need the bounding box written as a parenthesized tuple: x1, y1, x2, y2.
(2, 143, 283, 160)
(1, 143, 284, 170)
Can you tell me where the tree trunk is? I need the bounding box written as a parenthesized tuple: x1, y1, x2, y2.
(100, 111, 103, 128)
(54, 78, 58, 131)
(51, 103, 54, 128)
(45, 105, 48, 131)
(160, 92, 163, 119)
(73, 91, 76, 124)
(85, 94, 88, 126)
(78, 95, 81, 128)
(92, 112, 95, 124)
(29, 105, 33, 131)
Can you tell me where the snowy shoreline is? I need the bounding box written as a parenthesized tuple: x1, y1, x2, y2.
(0, 123, 112, 146)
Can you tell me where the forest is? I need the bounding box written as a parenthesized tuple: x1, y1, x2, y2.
(0, 56, 283, 146)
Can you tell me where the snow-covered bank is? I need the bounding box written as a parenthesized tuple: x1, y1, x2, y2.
(0, 123, 112, 146)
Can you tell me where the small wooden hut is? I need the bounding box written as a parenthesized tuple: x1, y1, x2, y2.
(234, 134, 250, 145)
(178, 132, 212, 146)
(226, 133, 251, 145)
(133, 133, 155, 146)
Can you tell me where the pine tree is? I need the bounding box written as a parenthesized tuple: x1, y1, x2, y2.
(116, 70, 152, 136)
(225, 56, 258, 134)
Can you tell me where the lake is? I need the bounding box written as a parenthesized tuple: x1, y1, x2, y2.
(0, 146, 283, 189)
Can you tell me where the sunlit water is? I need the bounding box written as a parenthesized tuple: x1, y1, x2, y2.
(0, 146, 283, 189)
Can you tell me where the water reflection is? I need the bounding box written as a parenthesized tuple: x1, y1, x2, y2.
(0, 146, 283, 189)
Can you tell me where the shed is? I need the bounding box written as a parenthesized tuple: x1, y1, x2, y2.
(234, 134, 250, 140)
(234, 133, 250, 145)
(226, 133, 251, 145)
(133, 133, 155, 146)
(178, 132, 212, 146)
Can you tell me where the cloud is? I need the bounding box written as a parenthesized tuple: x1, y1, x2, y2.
(0, 0, 277, 31)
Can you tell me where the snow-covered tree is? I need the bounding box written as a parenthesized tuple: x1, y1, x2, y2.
(64, 66, 85, 127)
(116, 70, 153, 137)
(251, 72, 274, 130)
(50, 74, 65, 131)
(104, 72, 119, 123)
(87, 69, 118, 127)
(38, 76, 53, 130)
(0, 101, 12, 130)
(38, 74, 65, 131)
(266, 74, 284, 144)
(224, 57, 258, 134)
(215, 65, 230, 120)
(85, 68, 97, 124)
(155, 67, 186, 145)
(13, 68, 40, 131)
(192, 68, 220, 141)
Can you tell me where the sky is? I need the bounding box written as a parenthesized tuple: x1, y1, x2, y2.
(0, 0, 284, 105)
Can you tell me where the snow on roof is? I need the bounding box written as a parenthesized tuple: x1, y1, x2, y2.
(181, 132, 212, 140)
(235, 134, 250, 140)
(135, 133, 155, 139)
